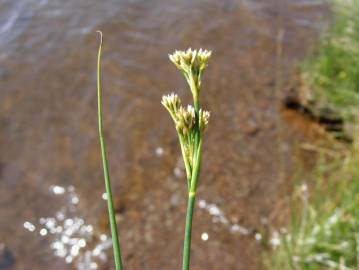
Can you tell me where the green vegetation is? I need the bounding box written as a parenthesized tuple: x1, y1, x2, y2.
(267, 142, 359, 269)
(267, 0, 359, 269)
(302, 0, 359, 120)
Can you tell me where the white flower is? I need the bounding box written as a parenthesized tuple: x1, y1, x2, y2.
(169, 48, 212, 73)
(161, 93, 182, 117)
(175, 105, 195, 135)
(199, 109, 210, 131)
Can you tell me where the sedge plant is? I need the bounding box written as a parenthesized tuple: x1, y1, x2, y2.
(96, 31, 124, 270)
(162, 48, 211, 270)
(301, 0, 359, 122)
(96, 32, 211, 269)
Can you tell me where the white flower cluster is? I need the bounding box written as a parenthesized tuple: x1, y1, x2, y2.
(161, 93, 210, 135)
(162, 48, 212, 188)
(169, 48, 212, 97)
(169, 48, 212, 74)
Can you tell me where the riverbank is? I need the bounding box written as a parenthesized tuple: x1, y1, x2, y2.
(267, 1, 359, 269)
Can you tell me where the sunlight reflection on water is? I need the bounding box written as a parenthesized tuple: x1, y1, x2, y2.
(23, 185, 111, 269)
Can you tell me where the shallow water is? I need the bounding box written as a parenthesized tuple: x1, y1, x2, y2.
(0, 0, 329, 269)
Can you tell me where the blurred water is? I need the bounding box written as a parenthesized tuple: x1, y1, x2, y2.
(0, 0, 329, 269)
(23, 185, 113, 269)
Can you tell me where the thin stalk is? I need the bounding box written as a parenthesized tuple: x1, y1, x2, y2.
(178, 134, 192, 190)
(167, 48, 211, 270)
(182, 71, 203, 270)
(96, 31, 124, 270)
(182, 193, 196, 270)
(182, 139, 203, 270)
(189, 72, 201, 165)
(189, 140, 203, 193)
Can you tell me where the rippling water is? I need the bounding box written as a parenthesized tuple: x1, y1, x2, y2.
(0, 0, 329, 269)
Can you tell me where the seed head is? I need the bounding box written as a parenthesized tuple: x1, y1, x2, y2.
(161, 93, 182, 117)
(175, 105, 195, 135)
(168, 51, 182, 69)
(169, 48, 212, 73)
(199, 109, 210, 131)
(169, 48, 212, 101)
(197, 48, 212, 71)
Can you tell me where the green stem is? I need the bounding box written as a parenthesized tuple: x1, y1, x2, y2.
(178, 134, 192, 190)
(182, 193, 196, 270)
(189, 72, 201, 164)
(182, 139, 202, 270)
(181, 70, 204, 270)
(96, 31, 124, 270)
(190, 140, 202, 193)
(193, 100, 200, 165)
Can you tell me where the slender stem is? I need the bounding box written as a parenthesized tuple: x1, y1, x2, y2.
(178, 134, 192, 190)
(182, 193, 196, 270)
(181, 70, 204, 270)
(182, 138, 203, 270)
(189, 140, 203, 193)
(96, 31, 124, 270)
(193, 100, 201, 166)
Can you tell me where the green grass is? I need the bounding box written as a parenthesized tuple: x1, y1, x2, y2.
(267, 0, 359, 269)
(302, 0, 359, 120)
(266, 142, 359, 269)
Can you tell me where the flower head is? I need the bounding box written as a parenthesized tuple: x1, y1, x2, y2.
(169, 49, 212, 100)
(199, 109, 210, 131)
(161, 93, 182, 118)
(175, 105, 195, 136)
(197, 48, 212, 71)
(169, 48, 212, 74)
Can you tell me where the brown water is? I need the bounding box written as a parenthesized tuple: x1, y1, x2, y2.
(0, 0, 329, 269)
